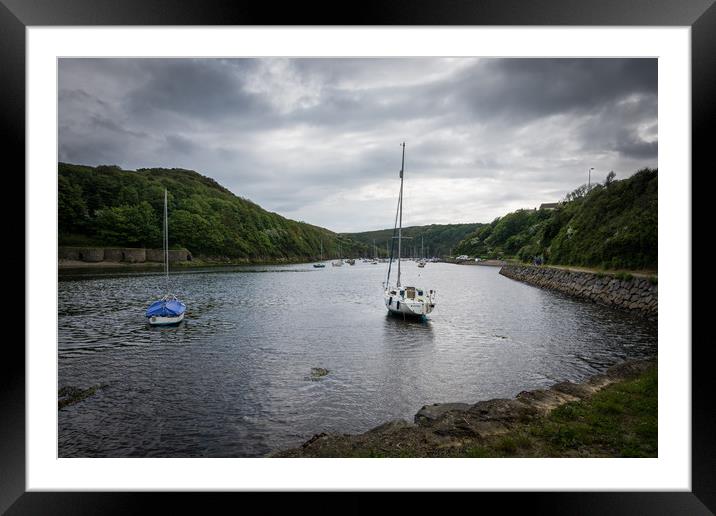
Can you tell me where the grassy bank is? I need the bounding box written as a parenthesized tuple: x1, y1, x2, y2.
(272, 360, 657, 458)
(461, 365, 657, 458)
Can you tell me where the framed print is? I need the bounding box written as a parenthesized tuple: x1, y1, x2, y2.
(4, 0, 713, 513)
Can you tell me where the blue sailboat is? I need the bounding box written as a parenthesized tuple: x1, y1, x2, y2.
(146, 189, 186, 326)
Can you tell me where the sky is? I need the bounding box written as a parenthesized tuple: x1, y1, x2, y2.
(58, 58, 657, 233)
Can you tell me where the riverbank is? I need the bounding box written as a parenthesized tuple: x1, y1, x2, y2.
(270, 358, 656, 458)
(499, 264, 657, 319)
(443, 258, 507, 266)
(58, 256, 320, 272)
(460, 259, 507, 266)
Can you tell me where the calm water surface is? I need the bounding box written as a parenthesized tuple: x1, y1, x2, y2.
(58, 262, 657, 457)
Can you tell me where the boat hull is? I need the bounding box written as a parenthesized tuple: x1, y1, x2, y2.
(384, 290, 435, 317)
(148, 312, 185, 326)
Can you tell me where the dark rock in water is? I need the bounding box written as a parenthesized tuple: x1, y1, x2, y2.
(310, 367, 330, 379)
(58, 384, 107, 409)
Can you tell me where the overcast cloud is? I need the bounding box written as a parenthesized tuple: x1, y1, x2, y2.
(58, 58, 657, 232)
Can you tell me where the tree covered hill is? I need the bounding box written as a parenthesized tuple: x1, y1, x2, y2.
(454, 168, 657, 271)
(58, 163, 367, 261)
(342, 223, 484, 258)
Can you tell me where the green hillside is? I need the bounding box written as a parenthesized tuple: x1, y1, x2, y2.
(454, 168, 657, 271)
(342, 223, 483, 259)
(58, 163, 367, 261)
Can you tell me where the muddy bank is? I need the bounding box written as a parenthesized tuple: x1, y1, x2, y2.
(269, 359, 656, 458)
(58, 256, 326, 274)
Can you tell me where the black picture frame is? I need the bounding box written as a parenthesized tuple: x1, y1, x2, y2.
(4, 0, 711, 513)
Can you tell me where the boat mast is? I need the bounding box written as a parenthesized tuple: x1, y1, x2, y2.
(397, 142, 405, 288)
(164, 188, 169, 291)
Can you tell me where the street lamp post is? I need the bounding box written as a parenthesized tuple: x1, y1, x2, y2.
(588, 167, 595, 189)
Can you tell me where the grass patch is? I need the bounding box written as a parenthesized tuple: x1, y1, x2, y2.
(614, 271, 634, 281)
(465, 445, 496, 458)
(450, 365, 657, 458)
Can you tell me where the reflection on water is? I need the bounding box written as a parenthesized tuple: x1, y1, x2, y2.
(58, 262, 657, 457)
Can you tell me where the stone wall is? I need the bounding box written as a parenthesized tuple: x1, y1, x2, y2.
(168, 249, 192, 262)
(146, 248, 164, 262)
(58, 247, 80, 260)
(499, 265, 657, 319)
(77, 248, 104, 262)
(103, 248, 124, 261)
(59, 247, 191, 264)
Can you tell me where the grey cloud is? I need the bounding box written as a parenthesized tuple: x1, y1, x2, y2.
(447, 58, 657, 123)
(58, 57, 657, 232)
(125, 59, 266, 120)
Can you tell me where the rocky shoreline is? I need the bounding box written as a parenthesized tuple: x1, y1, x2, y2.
(499, 265, 657, 319)
(270, 358, 656, 457)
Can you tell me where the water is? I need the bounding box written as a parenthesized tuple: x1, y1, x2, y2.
(58, 262, 657, 457)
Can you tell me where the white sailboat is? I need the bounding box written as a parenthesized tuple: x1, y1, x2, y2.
(332, 242, 343, 266)
(383, 143, 436, 318)
(145, 189, 186, 326)
(417, 235, 426, 267)
(314, 240, 326, 268)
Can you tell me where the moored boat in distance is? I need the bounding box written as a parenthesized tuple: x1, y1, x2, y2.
(146, 294, 186, 326)
(314, 240, 326, 268)
(417, 236, 427, 267)
(332, 243, 344, 266)
(383, 142, 436, 318)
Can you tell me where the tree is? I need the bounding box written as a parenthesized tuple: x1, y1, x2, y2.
(564, 184, 588, 202)
(58, 175, 88, 234)
(605, 171, 616, 187)
(95, 202, 161, 247)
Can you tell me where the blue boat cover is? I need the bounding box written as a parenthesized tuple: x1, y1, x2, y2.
(146, 298, 186, 318)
